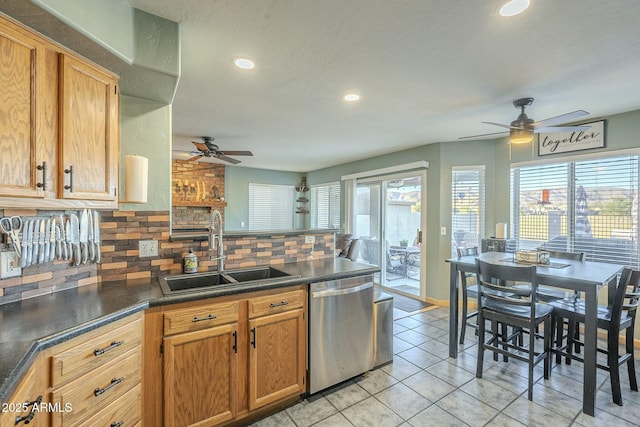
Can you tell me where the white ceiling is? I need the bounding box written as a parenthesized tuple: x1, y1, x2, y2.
(128, 0, 640, 172)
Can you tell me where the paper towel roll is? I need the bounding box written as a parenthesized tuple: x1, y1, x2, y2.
(496, 223, 507, 239)
(125, 155, 148, 203)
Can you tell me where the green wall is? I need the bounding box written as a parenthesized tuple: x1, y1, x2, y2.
(225, 167, 304, 231)
(119, 96, 172, 211)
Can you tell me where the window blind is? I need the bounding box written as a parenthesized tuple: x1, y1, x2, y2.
(310, 182, 341, 229)
(452, 167, 486, 255)
(510, 155, 639, 268)
(248, 183, 294, 230)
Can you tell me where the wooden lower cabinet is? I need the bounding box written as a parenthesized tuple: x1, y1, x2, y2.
(0, 355, 48, 427)
(145, 285, 307, 427)
(248, 308, 306, 410)
(163, 323, 239, 427)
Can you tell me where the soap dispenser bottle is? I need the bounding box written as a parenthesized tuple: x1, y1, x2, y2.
(183, 247, 198, 273)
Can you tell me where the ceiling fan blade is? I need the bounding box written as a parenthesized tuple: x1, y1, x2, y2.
(187, 154, 204, 162)
(534, 124, 592, 133)
(218, 150, 253, 156)
(481, 121, 522, 130)
(192, 141, 210, 152)
(532, 110, 589, 128)
(459, 130, 508, 140)
(215, 154, 241, 164)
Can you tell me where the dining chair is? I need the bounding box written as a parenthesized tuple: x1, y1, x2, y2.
(475, 258, 554, 401)
(456, 246, 479, 344)
(551, 267, 640, 406)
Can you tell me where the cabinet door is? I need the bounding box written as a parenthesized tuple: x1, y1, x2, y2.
(248, 308, 305, 410)
(59, 54, 118, 202)
(0, 357, 48, 427)
(163, 323, 238, 427)
(0, 18, 46, 199)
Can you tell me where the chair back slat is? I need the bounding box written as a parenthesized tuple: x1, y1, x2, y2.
(475, 259, 539, 320)
(457, 246, 479, 258)
(544, 250, 586, 262)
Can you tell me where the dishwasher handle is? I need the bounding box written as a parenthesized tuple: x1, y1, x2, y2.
(312, 282, 373, 298)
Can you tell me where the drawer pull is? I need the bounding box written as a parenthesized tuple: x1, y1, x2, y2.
(14, 395, 42, 425)
(94, 377, 124, 397)
(64, 165, 74, 192)
(94, 340, 125, 356)
(269, 301, 289, 308)
(192, 314, 217, 323)
(251, 327, 256, 348)
(110, 422, 124, 427)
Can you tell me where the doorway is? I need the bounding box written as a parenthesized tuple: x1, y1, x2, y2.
(353, 171, 426, 299)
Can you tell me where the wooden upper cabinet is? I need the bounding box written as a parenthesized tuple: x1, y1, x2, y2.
(0, 17, 54, 199)
(0, 14, 119, 208)
(59, 54, 119, 203)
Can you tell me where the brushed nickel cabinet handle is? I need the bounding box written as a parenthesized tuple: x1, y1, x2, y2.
(192, 314, 217, 323)
(64, 165, 74, 192)
(269, 301, 289, 308)
(36, 162, 46, 191)
(94, 377, 124, 397)
(94, 340, 124, 356)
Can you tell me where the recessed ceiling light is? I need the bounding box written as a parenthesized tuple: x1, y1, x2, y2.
(344, 93, 360, 102)
(234, 58, 255, 69)
(499, 0, 530, 17)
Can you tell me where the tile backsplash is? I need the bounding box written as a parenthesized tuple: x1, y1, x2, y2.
(0, 209, 335, 304)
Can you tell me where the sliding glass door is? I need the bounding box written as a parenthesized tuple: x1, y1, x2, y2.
(353, 172, 426, 299)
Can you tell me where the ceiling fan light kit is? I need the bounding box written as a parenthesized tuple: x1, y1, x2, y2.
(509, 128, 534, 144)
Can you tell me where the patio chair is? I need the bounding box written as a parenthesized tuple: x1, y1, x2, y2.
(551, 267, 640, 406)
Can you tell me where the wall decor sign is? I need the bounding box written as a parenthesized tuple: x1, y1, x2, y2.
(538, 120, 605, 156)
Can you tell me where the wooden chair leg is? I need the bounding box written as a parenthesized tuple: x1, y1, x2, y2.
(554, 315, 564, 365)
(460, 291, 468, 345)
(476, 316, 485, 379)
(626, 327, 638, 392)
(566, 320, 575, 366)
(544, 317, 552, 379)
(609, 332, 623, 406)
(528, 327, 535, 401)
(492, 321, 499, 362)
(501, 322, 509, 362)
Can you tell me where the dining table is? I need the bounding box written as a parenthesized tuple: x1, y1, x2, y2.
(446, 251, 623, 416)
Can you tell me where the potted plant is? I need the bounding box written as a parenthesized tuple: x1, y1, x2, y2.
(399, 239, 408, 247)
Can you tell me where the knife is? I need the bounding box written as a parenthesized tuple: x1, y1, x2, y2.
(31, 219, 40, 265)
(93, 210, 101, 264)
(87, 209, 95, 262)
(65, 218, 72, 261)
(38, 219, 46, 264)
(21, 220, 31, 268)
(59, 214, 68, 260)
(25, 219, 34, 266)
(43, 218, 51, 263)
(70, 214, 80, 266)
(79, 209, 89, 264)
(49, 217, 56, 262)
(55, 222, 62, 260)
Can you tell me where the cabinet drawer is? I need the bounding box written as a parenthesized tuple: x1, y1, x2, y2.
(50, 348, 141, 426)
(164, 300, 239, 336)
(248, 289, 305, 318)
(77, 383, 141, 427)
(51, 316, 142, 387)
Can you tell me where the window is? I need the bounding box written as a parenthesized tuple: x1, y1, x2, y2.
(310, 182, 341, 229)
(248, 183, 294, 230)
(510, 154, 639, 267)
(451, 166, 486, 256)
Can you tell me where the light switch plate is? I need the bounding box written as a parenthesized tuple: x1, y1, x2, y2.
(0, 251, 21, 278)
(139, 240, 158, 257)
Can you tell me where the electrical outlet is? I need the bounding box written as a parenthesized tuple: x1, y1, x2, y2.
(139, 240, 158, 257)
(440, 226, 447, 236)
(0, 251, 21, 278)
(305, 235, 316, 244)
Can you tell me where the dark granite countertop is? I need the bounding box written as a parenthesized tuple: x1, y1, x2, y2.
(0, 257, 377, 402)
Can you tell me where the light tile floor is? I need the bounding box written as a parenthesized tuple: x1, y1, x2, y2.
(251, 305, 640, 426)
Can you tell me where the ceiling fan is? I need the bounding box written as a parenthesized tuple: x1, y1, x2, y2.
(461, 97, 590, 143)
(179, 136, 253, 164)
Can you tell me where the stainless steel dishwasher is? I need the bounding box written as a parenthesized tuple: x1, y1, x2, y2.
(309, 274, 374, 394)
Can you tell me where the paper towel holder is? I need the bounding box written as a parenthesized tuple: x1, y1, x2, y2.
(121, 154, 149, 203)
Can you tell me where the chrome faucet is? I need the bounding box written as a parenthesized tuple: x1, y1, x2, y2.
(209, 209, 225, 271)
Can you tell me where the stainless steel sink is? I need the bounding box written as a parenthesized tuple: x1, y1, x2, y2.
(223, 266, 292, 282)
(159, 266, 295, 295)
